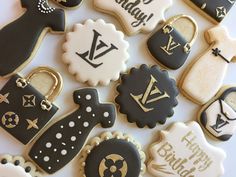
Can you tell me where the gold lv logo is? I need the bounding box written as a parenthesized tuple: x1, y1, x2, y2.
(161, 35, 180, 55)
(130, 75, 170, 112)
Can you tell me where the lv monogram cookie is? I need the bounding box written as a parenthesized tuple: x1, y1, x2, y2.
(180, 26, 236, 105)
(184, 0, 235, 23)
(0, 67, 63, 145)
(0, 0, 65, 77)
(116, 64, 179, 128)
(78, 132, 146, 177)
(94, 0, 172, 35)
(0, 154, 42, 177)
(29, 88, 116, 174)
(53, 0, 83, 8)
(62, 19, 129, 86)
(148, 122, 226, 177)
(199, 86, 236, 141)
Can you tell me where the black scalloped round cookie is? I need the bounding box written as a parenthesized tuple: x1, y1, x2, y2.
(116, 64, 179, 128)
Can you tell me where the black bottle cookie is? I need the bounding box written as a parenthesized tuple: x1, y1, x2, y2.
(78, 132, 146, 177)
(53, 0, 83, 8)
(0, 0, 65, 77)
(116, 64, 179, 128)
(29, 88, 116, 174)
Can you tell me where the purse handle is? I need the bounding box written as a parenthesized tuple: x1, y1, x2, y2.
(162, 14, 198, 53)
(16, 67, 63, 111)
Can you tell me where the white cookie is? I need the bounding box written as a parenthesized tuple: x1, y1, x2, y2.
(148, 122, 226, 177)
(62, 19, 129, 86)
(94, 0, 172, 36)
(0, 155, 42, 177)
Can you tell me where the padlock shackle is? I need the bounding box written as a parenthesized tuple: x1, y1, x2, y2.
(25, 67, 63, 102)
(164, 14, 198, 48)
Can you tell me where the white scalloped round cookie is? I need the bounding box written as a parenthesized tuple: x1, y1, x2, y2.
(62, 19, 129, 86)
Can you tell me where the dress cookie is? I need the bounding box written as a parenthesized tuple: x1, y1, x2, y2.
(0, 154, 42, 177)
(180, 26, 236, 105)
(184, 0, 235, 23)
(78, 132, 146, 177)
(29, 88, 116, 174)
(116, 64, 179, 128)
(0, 0, 65, 77)
(62, 19, 129, 86)
(199, 86, 236, 141)
(53, 0, 83, 8)
(148, 122, 226, 177)
(94, 0, 172, 36)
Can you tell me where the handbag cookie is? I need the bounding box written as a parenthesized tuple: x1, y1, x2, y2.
(78, 131, 146, 177)
(148, 122, 226, 177)
(116, 64, 179, 128)
(0, 0, 65, 77)
(147, 14, 198, 70)
(184, 0, 235, 23)
(199, 86, 236, 141)
(62, 19, 129, 86)
(29, 88, 116, 174)
(0, 154, 42, 177)
(0, 67, 63, 144)
(180, 25, 236, 105)
(94, 0, 172, 35)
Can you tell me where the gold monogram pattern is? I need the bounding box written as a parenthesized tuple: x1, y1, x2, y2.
(161, 35, 181, 55)
(2, 112, 20, 129)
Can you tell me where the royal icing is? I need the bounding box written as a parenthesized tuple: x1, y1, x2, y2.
(78, 132, 146, 177)
(148, 122, 226, 177)
(29, 88, 116, 174)
(54, 0, 83, 8)
(0, 0, 65, 77)
(199, 87, 236, 141)
(62, 19, 129, 86)
(181, 26, 236, 105)
(116, 64, 179, 128)
(94, 0, 172, 35)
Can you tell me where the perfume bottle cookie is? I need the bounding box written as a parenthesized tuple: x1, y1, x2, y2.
(53, 0, 83, 8)
(29, 88, 116, 174)
(0, 0, 65, 77)
(180, 25, 236, 105)
(184, 0, 235, 23)
(148, 122, 226, 177)
(94, 0, 172, 35)
(62, 19, 129, 86)
(116, 64, 179, 128)
(199, 86, 236, 141)
(0, 154, 42, 177)
(78, 132, 146, 177)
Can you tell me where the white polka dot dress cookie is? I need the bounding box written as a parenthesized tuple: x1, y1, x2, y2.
(29, 88, 116, 174)
(0, 154, 42, 177)
(62, 19, 129, 86)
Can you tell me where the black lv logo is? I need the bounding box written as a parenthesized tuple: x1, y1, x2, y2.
(76, 29, 118, 68)
(211, 114, 229, 133)
(130, 75, 170, 112)
(161, 35, 180, 55)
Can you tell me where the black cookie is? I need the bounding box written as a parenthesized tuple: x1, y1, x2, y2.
(53, 0, 83, 8)
(189, 0, 235, 23)
(29, 88, 116, 174)
(0, 0, 65, 77)
(116, 64, 179, 128)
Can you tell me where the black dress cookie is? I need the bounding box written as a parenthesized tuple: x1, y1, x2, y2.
(29, 88, 116, 174)
(116, 64, 179, 128)
(78, 132, 146, 177)
(53, 0, 83, 8)
(0, 0, 65, 77)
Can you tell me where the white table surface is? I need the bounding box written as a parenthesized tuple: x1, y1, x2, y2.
(0, 0, 236, 177)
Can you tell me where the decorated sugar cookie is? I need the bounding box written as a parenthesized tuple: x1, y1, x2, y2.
(199, 86, 236, 141)
(0, 154, 42, 177)
(148, 122, 226, 177)
(62, 19, 129, 86)
(29, 88, 116, 174)
(53, 0, 83, 8)
(184, 0, 235, 23)
(78, 132, 146, 177)
(116, 64, 179, 128)
(0, 0, 65, 77)
(94, 0, 172, 36)
(180, 26, 236, 105)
